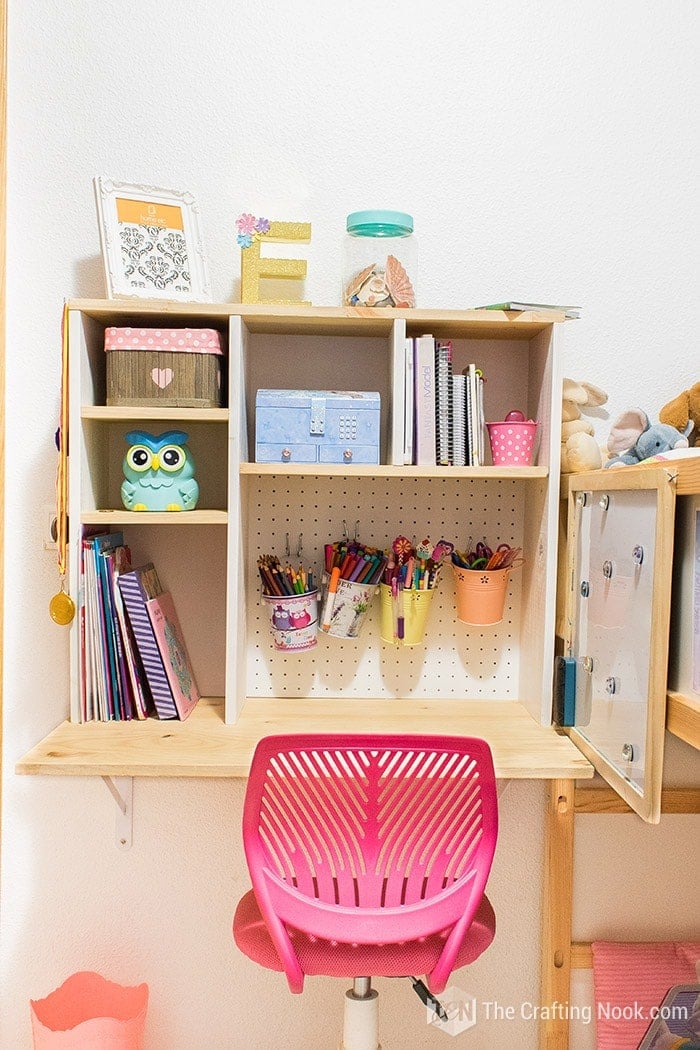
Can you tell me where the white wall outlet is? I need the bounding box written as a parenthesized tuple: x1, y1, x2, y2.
(43, 504, 58, 550)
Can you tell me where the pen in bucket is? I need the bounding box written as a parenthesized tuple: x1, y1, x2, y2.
(322, 539, 387, 589)
(319, 534, 386, 638)
(381, 536, 453, 646)
(397, 576, 405, 639)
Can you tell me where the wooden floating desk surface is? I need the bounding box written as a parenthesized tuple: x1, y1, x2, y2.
(16, 697, 594, 781)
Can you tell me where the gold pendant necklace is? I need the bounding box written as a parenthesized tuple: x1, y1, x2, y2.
(49, 303, 75, 625)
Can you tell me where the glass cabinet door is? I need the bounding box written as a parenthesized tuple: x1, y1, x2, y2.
(564, 467, 676, 822)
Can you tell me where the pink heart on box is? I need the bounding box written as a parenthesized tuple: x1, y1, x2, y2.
(151, 367, 173, 389)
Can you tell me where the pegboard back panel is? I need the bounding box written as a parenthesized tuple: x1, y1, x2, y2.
(246, 475, 528, 700)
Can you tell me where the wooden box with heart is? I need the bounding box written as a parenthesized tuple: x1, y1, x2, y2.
(104, 326, 224, 407)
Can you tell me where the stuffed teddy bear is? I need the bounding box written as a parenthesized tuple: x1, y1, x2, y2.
(659, 381, 700, 447)
(605, 407, 692, 466)
(561, 378, 608, 473)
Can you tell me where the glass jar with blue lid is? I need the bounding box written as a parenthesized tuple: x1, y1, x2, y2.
(343, 210, 416, 308)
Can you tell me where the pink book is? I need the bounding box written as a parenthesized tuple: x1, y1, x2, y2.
(145, 591, 200, 720)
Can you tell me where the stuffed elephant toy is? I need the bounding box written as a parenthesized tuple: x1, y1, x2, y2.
(606, 408, 692, 466)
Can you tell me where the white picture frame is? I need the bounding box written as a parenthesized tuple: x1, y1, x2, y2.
(94, 177, 212, 302)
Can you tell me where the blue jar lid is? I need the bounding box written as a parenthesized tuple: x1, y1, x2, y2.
(346, 210, 414, 236)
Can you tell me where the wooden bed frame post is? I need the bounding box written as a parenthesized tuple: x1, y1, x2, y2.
(540, 778, 575, 1049)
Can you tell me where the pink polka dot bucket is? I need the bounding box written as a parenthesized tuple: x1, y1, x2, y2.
(486, 411, 538, 466)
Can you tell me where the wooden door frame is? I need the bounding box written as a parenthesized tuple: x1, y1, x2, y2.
(1, 0, 7, 855)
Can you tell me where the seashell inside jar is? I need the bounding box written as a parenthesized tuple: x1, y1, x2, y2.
(343, 211, 417, 308)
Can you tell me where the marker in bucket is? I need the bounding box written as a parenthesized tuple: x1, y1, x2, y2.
(321, 566, 341, 630)
(319, 536, 387, 634)
(380, 536, 453, 646)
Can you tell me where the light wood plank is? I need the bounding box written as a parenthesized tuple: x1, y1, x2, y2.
(15, 698, 594, 780)
(559, 456, 700, 497)
(671, 457, 700, 495)
(666, 691, 700, 750)
(80, 510, 227, 526)
(540, 779, 575, 1050)
(574, 785, 700, 814)
(66, 299, 566, 340)
(82, 406, 228, 422)
(633, 456, 700, 496)
(240, 462, 548, 480)
(571, 943, 593, 969)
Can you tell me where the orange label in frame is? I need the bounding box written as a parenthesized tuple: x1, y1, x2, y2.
(116, 197, 184, 230)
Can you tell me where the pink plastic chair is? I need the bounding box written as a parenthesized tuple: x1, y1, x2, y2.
(233, 733, 498, 1048)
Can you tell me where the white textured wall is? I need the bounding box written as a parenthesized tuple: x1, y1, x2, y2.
(3, 2, 699, 1048)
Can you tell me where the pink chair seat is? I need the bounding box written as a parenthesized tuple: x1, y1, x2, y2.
(235, 888, 496, 978)
(233, 734, 498, 996)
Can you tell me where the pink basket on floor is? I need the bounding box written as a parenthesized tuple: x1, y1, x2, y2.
(30, 971, 148, 1050)
(486, 419, 538, 466)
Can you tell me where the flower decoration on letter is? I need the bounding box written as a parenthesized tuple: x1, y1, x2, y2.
(236, 213, 312, 305)
(236, 214, 272, 248)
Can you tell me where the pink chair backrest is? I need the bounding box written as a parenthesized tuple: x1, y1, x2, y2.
(242, 734, 498, 948)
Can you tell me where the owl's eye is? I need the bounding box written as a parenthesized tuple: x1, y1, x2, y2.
(126, 445, 153, 472)
(159, 445, 185, 473)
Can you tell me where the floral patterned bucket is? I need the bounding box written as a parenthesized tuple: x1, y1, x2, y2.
(30, 972, 148, 1050)
(321, 578, 378, 639)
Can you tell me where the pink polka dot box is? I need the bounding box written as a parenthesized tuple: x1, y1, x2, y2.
(486, 411, 538, 466)
(104, 326, 224, 408)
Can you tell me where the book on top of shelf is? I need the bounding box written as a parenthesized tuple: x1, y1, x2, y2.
(117, 564, 199, 720)
(92, 531, 126, 721)
(80, 532, 104, 721)
(403, 337, 414, 465)
(390, 325, 406, 466)
(434, 340, 453, 467)
(80, 528, 156, 722)
(117, 564, 178, 719)
(108, 545, 151, 719)
(102, 546, 134, 721)
(476, 302, 581, 319)
(413, 333, 437, 466)
(145, 591, 200, 720)
(450, 372, 467, 467)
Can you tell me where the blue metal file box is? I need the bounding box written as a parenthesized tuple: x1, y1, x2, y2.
(255, 389, 381, 464)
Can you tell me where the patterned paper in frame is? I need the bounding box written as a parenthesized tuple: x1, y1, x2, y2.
(94, 177, 212, 303)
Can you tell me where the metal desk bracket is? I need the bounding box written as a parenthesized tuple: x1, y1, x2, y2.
(101, 776, 133, 850)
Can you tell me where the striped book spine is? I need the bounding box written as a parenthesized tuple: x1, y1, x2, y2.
(117, 567, 178, 719)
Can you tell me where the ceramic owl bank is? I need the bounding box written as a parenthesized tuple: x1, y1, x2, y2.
(121, 430, 199, 511)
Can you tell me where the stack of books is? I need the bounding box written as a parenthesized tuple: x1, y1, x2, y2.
(79, 529, 200, 722)
(393, 335, 485, 467)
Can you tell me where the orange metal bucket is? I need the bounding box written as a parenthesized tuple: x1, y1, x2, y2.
(453, 565, 511, 625)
